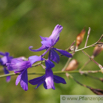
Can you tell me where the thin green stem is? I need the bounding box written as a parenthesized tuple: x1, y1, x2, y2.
(62, 58, 71, 71)
(85, 27, 91, 47)
(0, 73, 15, 78)
(79, 59, 91, 71)
(75, 44, 96, 52)
(82, 50, 103, 69)
(75, 34, 103, 52)
(0, 70, 101, 78)
(32, 62, 41, 67)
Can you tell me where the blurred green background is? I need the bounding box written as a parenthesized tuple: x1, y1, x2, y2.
(0, 0, 103, 103)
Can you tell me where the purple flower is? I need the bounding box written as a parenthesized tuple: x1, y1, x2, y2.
(29, 60, 66, 89)
(0, 52, 12, 82)
(6, 56, 43, 91)
(6, 57, 31, 91)
(29, 24, 72, 63)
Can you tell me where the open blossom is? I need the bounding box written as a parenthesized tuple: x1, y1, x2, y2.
(29, 60, 66, 89)
(6, 57, 31, 91)
(29, 24, 72, 63)
(0, 52, 12, 82)
(6, 56, 42, 91)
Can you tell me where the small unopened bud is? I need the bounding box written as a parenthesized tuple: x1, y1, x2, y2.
(65, 59, 79, 71)
(76, 28, 86, 48)
(69, 45, 75, 51)
(92, 44, 103, 58)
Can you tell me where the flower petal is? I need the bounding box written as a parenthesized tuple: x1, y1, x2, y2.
(5, 52, 12, 63)
(0, 52, 12, 65)
(54, 48, 72, 58)
(20, 69, 28, 91)
(29, 75, 45, 85)
(49, 49, 60, 63)
(40, 36, 48, 41)
(35, 81, 44, 89)
(49, 24, 63, 45)
(6, 75, 11, 82)
(29, 45, 46, 52)
(54, 75, 66, 84)
(3, 67, 11, 82)
(43, 81, 55, 89)
(45, 77, 54, 89)
(41, 39, 53, 47)
(43, 82, 47, 89)
(45, 69, 55, 89)
(16, 73, 22, 85)
(29, 55, 43, 65)
(1, 56, 8, 65)
(45, 60, 55, 69)
(0, 52, 5, 56)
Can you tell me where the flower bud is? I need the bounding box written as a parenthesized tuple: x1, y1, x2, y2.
(76, 28, 85, 48)
(69, 45, 75, 51)
(65, 59, 79, 71)
(92, 44, 103, 58)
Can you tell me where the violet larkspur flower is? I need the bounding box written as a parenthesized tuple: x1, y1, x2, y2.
(6, 57, 31, 91)
(0, 52, 12, 82)
(29, 24, 72, 63)
(29, 60, 66, 89)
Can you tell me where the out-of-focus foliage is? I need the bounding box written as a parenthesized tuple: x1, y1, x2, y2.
(0, 0, 103, 103)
